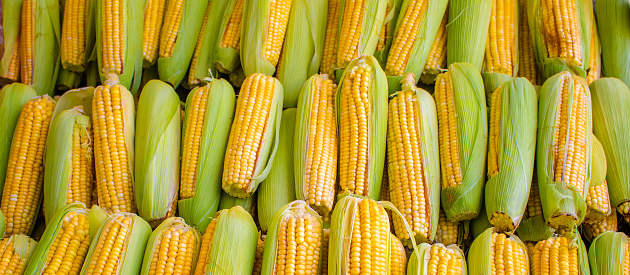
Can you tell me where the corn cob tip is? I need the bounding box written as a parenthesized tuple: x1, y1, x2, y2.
(400, 73, 416, 90)
(104, 73, 121, 86)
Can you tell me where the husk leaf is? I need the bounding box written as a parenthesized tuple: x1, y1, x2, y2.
(588, 231, 627, 275)
(593, 0, 630, 89)
(212, 0, 243, 75)
(0, 0, 24, 84)
(447, 0, 493, 71)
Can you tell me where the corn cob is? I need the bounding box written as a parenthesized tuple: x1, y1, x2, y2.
(0, 84, 36, 197)
(79, 212, 152, 275)
(319, 0, 340, 77)
(590, 78, 630, 222)
(213, 0, 245, 75)
(406, 243, 466, 275)
(390, 233, 407, 275)
(435, 63, 487, 222)
(193, 206, 258, 275)
(61, 0, 95, 73)
(527, 0, 592, 80)
(276, 0, 327, 108)
(328, 195, 391, 274)
(373, 0, 402, 66)
(420, 12, 448, 85)
(294, 74, 337, 217)
(141, 0, 166, 67)
(1, 95, 55, 236)
(386, 73, 440, 245)
(156, 0, 209, 88)
(384, 0, 449, 92)
(588, 231, 630, 275)
(336, 55, 388, 200)
(481, 0, 519, 95)
(585, 134, 611, 223)
(258, 109, 296, 231)
(0, 0, 23, 85)
(517, 0, 540, 85)
(593, 0, 630, 90)
(140, 217, 201, 275)
(92, 76, 136, 214)
(135, 80, 181, 226)
(485, 78, 538, 232)
(435, 210, 460, 246)
(530, 235, 589, 275)
(260, 201, 323, 275)
(240, 0, 294, 76)
(178, 79, 235, 233)
(0, 234, 37, 274)
(222, 73, 283, 199)
(515, 169, 555, 242)
(447, 0, 493, 71)
(582, 212, 617, 242)
(536, 72, 592, 229)
(252, 234, 265, 275)
(586, 18, 601, 85)
(187, 0, 223, 87)
(468, 228, 530, 274)
(20, 0, 61, 95)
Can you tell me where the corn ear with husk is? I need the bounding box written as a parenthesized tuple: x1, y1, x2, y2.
(527, 0, 592, 80)
(481, 0, 519, 95)
(588, 231, 630, 275)
(467, 228, 530, 274)
(585, 134, 611, 223)
(193, 206, 258, 275)
(187, 0, 225, 86)
(219, 191, 257, 219)
(178, 79, 236, 233)
(536, 71, 592, 230)
(530, 234, 590, 275)
(276, 0, 327, 108)
(156, 0, 209, 88)
(135, 80, 180, 226)
(586, 17, 601, 85)
(212, 0, 245, 75)
(60, 0, 95, 73)
(515, 169, 555, 242)
(383, 0, 449, 93)
(335, 55, 387, 200)
(260, 201, 324, 274)
(406, 243, 467, 275)
(373, 0, 403, 66)
(258, 109, 296, 232)
(140, 217, 202, 275)
(516, 0, 540, 86)
(447, 0, 493, 71)
(582, 212, 618, 242)
(593, 0, 630, 89)
(0, 234, 37, 274)
(485, 78, 537, 232)
(590, 78, 630, 221)
(0, 0, 23, 85)
(435, 63, 488, 222)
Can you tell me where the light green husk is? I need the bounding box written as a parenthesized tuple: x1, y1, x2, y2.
(55, 69, 82, 91)
(87, 205, 109, 241)
(140, 217, 202, 275)
(470, 202, 491, 239)
(585, 134, 611, 223)
(467, 228, 529, 274)
(276, 0, 327, 108)
(218, 191, 257, 217)
(212, 0, 243, 75)
(447, 0, 493, 71)
(373, 0, 403, 66)
(515, 173, 556, 242)
(85, 61, 100, 87)
(178, 79, 236, 233)
(485, 78, 537, 232)
(25, 0, 61, 95)
(406, 243, 467, 275)
(593, 0, 630, 89)
(135, 80, 181, 227)
(59, 0, 95, 73)
(0, 0, 24, 85)
(258, 108, 296, 232)
(589, 231, 628, 275)
(187, 0, 225, 86)
(0, 210, 4, 237)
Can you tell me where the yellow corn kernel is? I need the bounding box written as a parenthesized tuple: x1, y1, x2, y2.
(193, 215, 218, 275)
(349, 199, 389, 274)
(435, 73, 462, 189)
(517, 0, 540, 85)
(40, 211, 91, 274)
(484, 0, 517, 76)
(101, 0, 126, 75)
(489, 233, 529, 274)
(427, 244, 465, 275)
(1, 39, 20, 82)
(385, 0, 430, 76)
(526, 174, 544, 219)
(142, 0, 167, 65)
(270, 207, 322, 274)
(320, 0, 340, 76)
(582, 212, 617, 241)
(20, 0, 35, 85)
(337, 0, 366, 68)
(531, 237, 581, 275)
(180, 87, 209, 200)
(586, 183, 611, 219)
(390, 234, 407, 275)
(82, 215, 133, 275)
(146, 223, 198, 275)
(541, 0, 583, 66)
(252, 235, 265, 275)
(435, 210, 459, 246)
(187, 2, 212, 87)
(264, 0, 292, 66)
(321, 229, 329, 275)
(159, 0, 185, 58)
(0, 235, 37, 274)
(586, 22, 601, 85)
(68, 113, 95, 207)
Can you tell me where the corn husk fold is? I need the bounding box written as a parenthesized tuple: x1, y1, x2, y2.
(258, 108, 296, 232)
(406, 243, 467, 275)
(212, 0, 243, 75)
(0, 0, 24, 85)
(446, 0, 493, 71)
(593, 0, 630, 89)
(588, 231, 628, 275)
(467, 228, 530, 274)
(140, 217, 202, 275)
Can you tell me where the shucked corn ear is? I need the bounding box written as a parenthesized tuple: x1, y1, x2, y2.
(328, 195, 391, 275)
(135, 80, 181, 226)
(222, 73, 283, 199)
(420, 12, 448, 85)
(586, 18, 601, 85)
(141, 0, 166, 67)
(1, 95, 55, 236)
(588, 231, 630, 275)
(140, 217, 202, 275)
(386, 73, 440, 245)
(92, 76, 136, 214)
(0, 234, 37, 274)
(585, 134, 611, 223)
(335, 55, 387, 200)
(447, 0, 493, 71)
(485, 78, 538, 232)
(258, 109, 296, 232)
(590, 78, 630, 221)
(593, 0, 630, 90)
(193, 206, 258, 275)
(467, 228, 530, 274)
(319, 0, 340, 77)
(582, 212, 617, 242)
(20, 0, 61, 95)
(527, 0, 592, 80)
(60, 0, 95, 73)
(384, 0, 449, 92)
(156, 0, 209, 88)
(517, 0, 541, 86)
(276, 0, 327, 108)
(481, 0, 519, 94)
(406, 243, 467, 275)
(79, 212, 151, 275)
(240, 0, 293, 76)
(515, 168, 556, 242)
(0, 0, 23, 85)
(435, 63, 488, 222)
(294, 74, 337, 217)
(213, 0, 245, 75)
(260, 201, 324, 275)
(536, 71, 592, 229)
(23, 203, 91, 275)
(0, 84, 36, 196)
(179, 79, 236, 233)
(187, 0, 223, 86)
(530, 234, 590, 275)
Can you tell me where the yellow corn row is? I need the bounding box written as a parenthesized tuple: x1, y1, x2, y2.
(61, 0, 95, 72)
(252, 235, 265, 275)
(586, 17, 601, 85)
(585, 134, 611, 223)
(582, 212, 617, 242)
(406, 243, 466, 275)
(390, 233, 407, 275)
(0, 0, 23, 85)
(517, 0, 540, 85)
(140, 217, 202, 275)
(530, 235, 589, 275)
(142, 0, 167, 67)
(319, 0, 340, 77)
(0, 234, 37, 274)
(468, 228, 530, 274)
(435, 210, 460, 246)
(420, 12, 448, 84)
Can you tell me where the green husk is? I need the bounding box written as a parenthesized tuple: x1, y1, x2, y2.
(406, 243, 467, 275)
(178, 79, 236, 233)
(384, 0, 449, 93)
(0, 84, 36, 195)
(537, 71, 592, 229)
(590, 78, 630, 220)
(135, 80, 181, 227)
(53, 86, 94, 117)
(373, 0, 403, 66)
(485, 78, 537, 232)
(85, 61, 100, 87)
(0, 0, 24, 85)
(25, 0, 61, 95)
(212, 0, 243, 75)
(218, 191, 257, 217)
(470, 202, 491, 239)
(260, 201, 324, 274)
(527, 0, 592, 80)
(79, 212, 152, 275)
(588, 231, 628, 275)
(585, 134, 611, 223)
(447, 0, 493, 71)
(593, 0, 630, 89)
(515, 176, 556, 242)
(140, 217, 202, 275)
(335, 55, 388, 200)
(157, 0, 209, 88)
(276, 0, 327, 108)
(467, 228, 529, 274)
(438, 62, 488, 222)
(258, 108, 296, 232)
(87, 205, 108, 241)
(55, 69, 82, 91)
